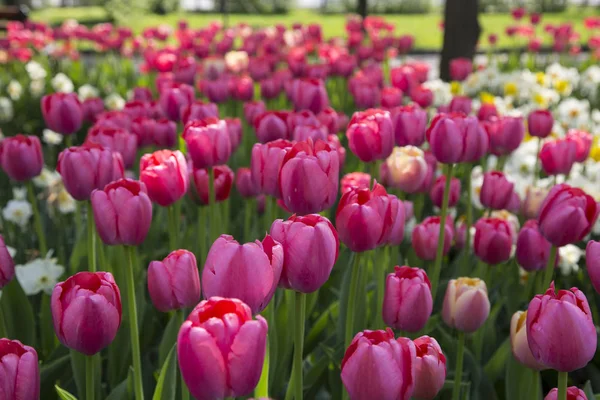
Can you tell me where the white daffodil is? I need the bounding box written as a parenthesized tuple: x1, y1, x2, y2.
(12, 187, 27, 201)
(15, 252, 64, 296)
(29, 80, 46, 98)
(104, 93, 125, 110)
(33, 168, 61, 189)
(2, 200, 33, 229)
(51, 73, 74, 93)
(56, 189, 76, 215)
(78, 84, 99, 101)
(25, 61, 47, 81)
(0, 97, 14, 123)
(7, 80, 22, 101)
(42, 129, 63, 146)
(558, 244, 584, 276)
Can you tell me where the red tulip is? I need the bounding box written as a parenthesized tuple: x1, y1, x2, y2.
(139, 150, 189, 207)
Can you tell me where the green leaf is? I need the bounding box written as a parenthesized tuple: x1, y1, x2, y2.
(483, 337, 511, 383)
(159, 313, 181, 367)
(152, 344, 177, 400)
(305, 301, 339, 357)
(40, 293, 58, 358)
(584, 381, 595, 400)
(106, 376, 131, 400)
(41, 355, 70, 385)
(70, 351, 101, 399)
(0, 279, 36, 346)
(55, 385, 78, 400)
(505, 355, 539, 400)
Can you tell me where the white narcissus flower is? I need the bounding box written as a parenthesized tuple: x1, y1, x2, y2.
(29, 80, 46, 98)
(0, 97, 14, 123)
(7, 80, 22, 101)
(33, 168, 61, 189)
(43, 129, 63, 146)
(104, 93, 125, 110)
(558, 244, 584, 276)
(56, 189, 76, 215)
(78, 84, 99, 101)
(25, 61, 47, 81)
(15, 252, 65, 296)
(2, 200, 33, 229)
(12, 188, 27, 201)
(51, 73, 74, 93)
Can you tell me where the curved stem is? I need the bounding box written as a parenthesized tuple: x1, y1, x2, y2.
(86, 201, 96, 273)
(452, 331, 465, 400)
(125, 246, 144, 400)
(293, 292, 306, 400)
(345, 253, 362, 347)
(86, 355, 94, 400)
(557, 371, 568, 400)
(430, 163, 454, 297)
(28, 181, 47, 256)
(540, 245, 558, 293)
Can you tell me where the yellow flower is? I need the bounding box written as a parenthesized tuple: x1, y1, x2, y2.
(533, 92, 548, 108)
(480, 92, 495, 104)
(504, 82, 518, 97)
(450, 81, 463, 95)
(535, 72, 547, 86)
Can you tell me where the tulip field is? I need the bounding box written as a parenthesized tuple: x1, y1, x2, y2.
(2, 7, 600, 400)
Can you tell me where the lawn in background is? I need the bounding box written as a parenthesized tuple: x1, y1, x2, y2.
(31, 7, 599, 49)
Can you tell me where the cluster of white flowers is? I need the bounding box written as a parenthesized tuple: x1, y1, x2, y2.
(78, 84, 99, 101)
(15, 251, 65, 296)
(51, 73, 74, 93)
(0, 97, 14, 122)
(33, 167, 76, 215)
(104, 92, 125, 110)
(2, 199, 32, 229)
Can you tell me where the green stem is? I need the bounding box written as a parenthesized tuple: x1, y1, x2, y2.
(27, 181, 48, 256)
(531, 370, 540, 400)
(557, 371, 568, 400)
(180, 309, 189, 400)
(87, 201, 96, 273)
(244, 199, 253, 241)
(208, 167, 216, 244)
(0, 306, 7, 338)
(198, 207, 207, 264)
(345, 253, 362, 347)
(452, 331, 466, 400)
(375, 247, 387, 329)
(430, 163, 454, 297)
(459, 165, 473, 277)
(293, 291, 306, 400)
(125, 246, 144, 400)
(255, 334, 270, 398)
(86, 355, 94, 400)
(533, 138, 542, 186)
(540, 245, 558, 293)
(168, 204, 178, 251)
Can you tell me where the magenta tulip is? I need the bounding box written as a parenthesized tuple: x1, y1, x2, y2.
(413, 336, 447, 400)
(0, 339, 39, 400)
(181, 100, 219, 125)
(412, 216, 454, 261)
(539, 138, 577, 176)
(430, 175, 461, 208)
(380, 87, 403, 109)
(480, 170, 515, 210)
(473, 217, 513, 265)
(346, 109, 394, 162)
(442, 277, 490, 333)
(391, 104, 427, 147)
(477, 103, 498, 122)
(0, 134, 43, 181)
(82, 97, 105, 122)
(544, 387, 587, 400)
(158, 82, 194, 121)
(225, 118, 242, 152)
(381, 194, 406, 246)
(427, 113, 489, 163)
(254, 111, 289, 143)
(244, 101, 266, 125)
(528, 109, 554, 138)
(86, 125, 138, 169)
(449, 58, 472, 81)
(139, 150, 189, 207)
(190, 165, 234, 205)
(586, 240, 600, 295)
(183, 117, 232, 169)
(516, 220, 554, 272)
(488, 116, 525, 156)
(250, 139, 293, 198)
(148, 250, 201, 312)
(236, 167, 260, 198)
(567, 129, 593, 163)
(449, 96, 472, 115)
(291, 78, 329, 114)
(41, 92, 83, 135)
(0, 235, 14, 288)
(383, 266, 432, 332)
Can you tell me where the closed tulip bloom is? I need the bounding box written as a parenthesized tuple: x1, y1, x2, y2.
(251, 139, 293, 198)
(254, 111, 290, 143)
(381, 195, 406, 246)
(86, 125, 138, 169)
(270, 214, 339, 292)
(528, 109, 554, 138)
(383, 266, 432, 332)
(340, 172, 371, 194)
(449, 96, 472, 115)
(236, 167, 260, 198)
(480, 171, 515, 210)
(293, 124, 328, 142)
(488, 116, 525, 156)
(244, 101, 266, 125)
(0, 134, 43, 181)
(410, 85, 434, 108)
(183, 117, 232, 169)
(537, 184, 598, 247)
(510, 311, 546, 370)
(132, 87, 153, 102)
(527, 283, 596, 371)
(477, 103, 498, 122)
(516, 220, 554, 272)
(291, 78, 329, 114)
(412, 217, 453, 261)
(122, 101, 150, 120)
(91, 179, 152, 246)
(51, 271, 122, 355)
(181, 100, 219, 125)
(82, 97, 105, 122)
(442, 277, 490, 333)
(473, 217, 513, 265)
(430, 175, 461, 208)
(586, 240, 600, 295)
(566, 129, 592, 163)
(190, 165, 234, 205)
(96, 110, 132, 130)
(336, 183, 389, 252)
(449, 58, 472, 81)
(341, 329, 416, 400)
(539, 138, 577, 176)
(57, 144, 125, 201)
(385, 146, 428, 194)
(0, 339, 39, 400)
(41, 92, 83, 135)
(380, 87, 403, 109)
(230, 76, 254, 101)
(391, 104, 427, 147)
(159, 82, 195, 121)
(412, 336, 446, 400)
(225, 118, 242, 152)
(201, 79, 230, 104)
(346, 109, 394, 162)
(178, 297, 268, 400)
(202, 235, 283, 314)
(544, 387, 587, 400)
(148, 250, 201, 312)
(317, 107, 340, 134)
(287, 110, 320, 134)
(0, 235, 14, 288)
(391, 66, 417, 92)
(139, 150, 189, 207)
(427, 113, 489, 164)
(279, 139, 339, 215)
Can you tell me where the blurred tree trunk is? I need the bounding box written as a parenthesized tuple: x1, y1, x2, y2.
(357, 0, 367, 19)
(439, 0, 481, 81)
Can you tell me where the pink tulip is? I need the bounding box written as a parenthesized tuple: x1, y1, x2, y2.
(317, 107, 340, 134)
(442, 277, 490, 332)
(201, 79, 230, 104)
(243, 101, 266, 125)
(158, 82, 194, 121)
(190, 165, 234, 205)
(226, 118, 242, 152)
(236, 167, 260, 198)
(183, 117, 232, 169)
(488, 116, 525, 156)
(510, 311, 547, 370)
(430, 175, 461, 208)
(95, 110, 132, 130)
(82, 97, 105, 122)
(586, 240, 600, 295)
(122, 100, 151, 120)
(449, 58, 472, 81)
(0, 235, 14, 288)
(473, 217, 513, 265)
(0, 339, 39, 400)
(380, 87, 403, 109)
(528, 109, 554, 138)
(449, 96, 472, 115)
(346, 109, 394, 162)
(340, 172, 371, 194)
(413, 336, 446, 400)
(383, 266, 432, 332)
(139, 150, 189, 207)
(0, 134, 43, 181)
(516, 220, 554, 272)
(567, 129, 592, 163)
(254, 111, 289, 143)
(382, 195, 406, 246)
(148, 250, 201, 312)
(41, 92, 83, 135)
(291, 78, 330, 114)
(85, 125, 138, 169)
(391, 66, 417, 92)
(544, 387, 587, 400)
(391, 104, 427, 147)
(412, 217, 454, 261)
(480, 171, 515, 210)
(427, 113, 489, 164)
(539, 138, 577, 176)
(251, 139, 293, 198)
(477, 103, 498, 122)
(410, 85, 434, 108)
(181, 100, 219, 125)
(132, 87, 153, 102)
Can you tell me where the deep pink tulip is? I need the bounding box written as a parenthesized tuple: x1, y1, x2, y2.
(516, 220, 554, 272)
(412, 216, 453, 261)
(57, 144, 125, 201)
(201, 79, 230, 104)
(539, 138, 577, 176)
(190, 165, 234, 205)
(91, 179, 152, 246)
(442, 278, 490, 332)
(449, 96, 472, 115)
(477, 103, 498, 122)
(380, 87, 403, 109)
(335, 182, 389, 252)
(528, 109, 554, 138)
(567, 129, 593, 163)
(95, 110, 132, 130)
(488, 116, 525, 156)
(279, 139, 339, 215)
(132, 87, 153, 102)
(148, 250, 201, 312)
(410, 85, 434, 108)
(122, 100, 150, 120)
(341, 329, 416, 400)
(544, 387, 587, 400)
(391, 66, 417, 92)
(82, 97, 105, 122)
(86, 125, 138, 169)
(449, 58, 472, 81)
(511, 311, 547, 370)
(131, 117, 177, 148)
(527, 283, 596, 371)
(430, 175, 460, 208)
(183, 117, 232, 169)
(586, 240, 600, 296)
(538, 184, 598, 246)
(346, 109, 394, 162)
(181, 100, 219, 125)
(340, 172, 371, 194)
(427, 113, 489, 164)
(236, 167, 260, 198)
(41, 92, 83, 135)
(290, 78, 329, 114)
(244, 100, 266, 125)
(51, 272, 122, 355)
(202, 235, 283, 314)
(383, 266, 432, 332)
(251, 139, 293, 198)
(230, 75, 254, 101)
(158, 82, 194, 121)
(417, 151, 437, 193)
(287, 110, 320, 134)
(254, 111, 289, 143)
(391, 104, 427, 147)
(0, 134, 43, 181)
(480, 170, 515, 210)
(413, 336, 446, 400)
(0, 235, 14, 288)
(381, 195, 406, 246)
(350, 80, 380, 109)
(0, 339, 39, 400)
(225, 118, 242, 151)
(270, 214, 339, 292)
(317, 107, 340, 134)
(292, 124, 328, 142)
(473, 218, 513, 265)
(178, 297, 267, 400)
(139, 150, 189, 207)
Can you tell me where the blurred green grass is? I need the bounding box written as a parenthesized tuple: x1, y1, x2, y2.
(31, 7, 599, 49)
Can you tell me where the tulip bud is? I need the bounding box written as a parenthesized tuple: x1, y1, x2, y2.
(270, 214, 339, 292)
(41, 92, 83, 135)
(477, 103, 498, 122)
(510, 310, 546, 370)
(380, 87, 403, 109)
(178, 297, 268, 400)
(412, 217, 454, 261)
(385, 146, 428, 194)
(82, 97, 105, 122)
(183, 117, 232, 169)
(340, 172, 371, 194)
(57, 144, 125, 201)
(190, 165, 234, 205)
(291, 78, 329, 114)
(544, 387, 587, 400)
(449, 96, 472, 115)
(341, 329, 416, 400)
(0, 339, 39, 399)
(51, 272, 122, 355)
(430, 175, 461, 208)
(538, 184, 598, 247)
(586, 240, 600, 295)
(244, 101, 266, 125)
(346, 109, 394, 162)
(202, 234, 283, 314)
(413, 336, 446, 400)
(86, 125, 138, 169)
(139, 150, 189, 207)
(473, 217, 513, 265)
(539, 138, 577, 176)
(0, 134, 43, 181)
(383, 266, 432, 332)
(250, 139, 293, 198)
(0, 235, 15, 289)
(516, 220, 553, 272)
(159, 82, 194, 121)
(488, 116, 525, 156)
(427, 113, 489, 164)
(480, 170, 515, 210)
(148, 250, 201, 312)
(528, 109, 554, 138)
(254, 111, 289, 143)
(527, 283, 596, 371)
(225, 118, 242, 152)
(391, 104, 427, 147)
(567, 129, 592, 163)
(442, 277, 490, 332)
(236, 167, 260, 198)
(449, 58, 472, 81)
(181, 100, 219, 125)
